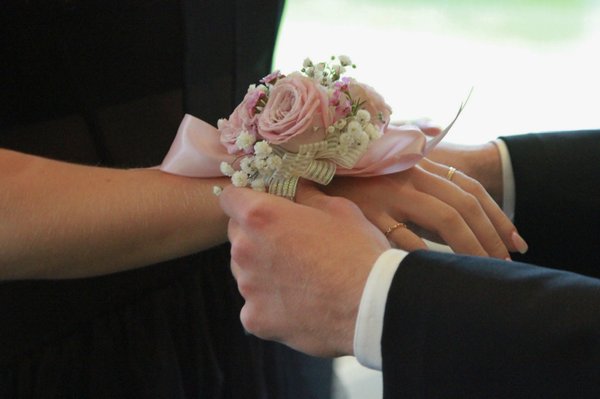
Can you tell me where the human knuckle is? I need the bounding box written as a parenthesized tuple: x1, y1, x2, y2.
(236, 279, 254, 299)
(461, 193, 482, 214)
(471, 182, 487, 198)
(491, 241, 509, 257)
(439, 208, 461, 226)
(240, 305, 260, 334)
(240, 200, 272, 227)
(332, 196, 362, 215)
(230, 237, 253, 264)
(322, 195, 346, 208)
(240, 305, 272, 339)
(487, 232, 508, 250)
(463, 176, 484, 195)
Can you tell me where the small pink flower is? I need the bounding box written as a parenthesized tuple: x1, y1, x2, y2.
(245, 89, 266, 114)
(219, 90, 261, 154)
(329, 89, 342, 107)
(334, 99, 352, 121)
(333, 77, 351, 92)
(260, 70, 283, 84)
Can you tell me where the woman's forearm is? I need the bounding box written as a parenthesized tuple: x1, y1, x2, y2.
(0, 149, 229, 280)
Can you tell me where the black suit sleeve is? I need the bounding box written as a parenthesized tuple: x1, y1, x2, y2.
(381, 250, 600, 399)
(500, 130, 600, 276)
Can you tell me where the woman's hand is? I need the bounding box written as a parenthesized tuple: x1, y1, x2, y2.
(323, 159, 525, 259)
(425, 141, 504, 206)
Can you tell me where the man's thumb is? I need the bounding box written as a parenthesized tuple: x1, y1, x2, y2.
(294, 182, 328, 208)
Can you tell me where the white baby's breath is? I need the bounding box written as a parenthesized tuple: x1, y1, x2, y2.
(331, 64, 342, 75)
(356, 109, 370, 125)
(366, 123, 382, 141)
(254, 157, 268, 172)
(337, 144, 349, 156)
(266, 154, 282, 170)
(338, 55, 352, 66)
(240, 157, 255, 174)
(220, 161, 235, 176)
(339, 132, 353, 146)
(251, 178, 266, 192)
(346, 120, 362, 136)
(212, 186, 223, 196)
(231, 171, 249, 187)
(357, 131, 370, 149)
(314, 70, 324, 84)
(334, 119, 347, 130)
(235, 131, 256, 151)
(254, 141, 273, 156)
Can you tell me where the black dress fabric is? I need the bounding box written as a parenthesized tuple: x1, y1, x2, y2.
(0, 1, 332, 398)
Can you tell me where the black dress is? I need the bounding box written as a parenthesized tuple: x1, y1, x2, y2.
(0, 1, 332, 398)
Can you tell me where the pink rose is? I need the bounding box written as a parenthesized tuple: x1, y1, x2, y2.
(348, 80, 392, 130)
(260, 70, 283, 84)
(257, 72, 331, 151)
(219, 89, 263, 154)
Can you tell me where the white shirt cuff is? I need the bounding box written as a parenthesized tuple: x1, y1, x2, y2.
(493, 139, 516, 220)
(353, 248, 408, 370)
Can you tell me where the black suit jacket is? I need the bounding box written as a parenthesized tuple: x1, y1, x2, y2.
(382, 130, 600, 398)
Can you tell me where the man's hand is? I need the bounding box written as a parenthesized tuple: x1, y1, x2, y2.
(219, 184, 390, 357)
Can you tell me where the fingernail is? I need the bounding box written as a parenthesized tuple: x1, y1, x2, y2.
(511, 231, 528, 254)
(504, 257, 512, 262)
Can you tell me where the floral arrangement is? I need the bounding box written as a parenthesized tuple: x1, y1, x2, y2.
(159, 55, 467, 198)
(214, 55, 393, 198)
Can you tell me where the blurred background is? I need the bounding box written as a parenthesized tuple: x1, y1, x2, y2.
(274, 0, 600, 145)
(274, 0, 600, 397)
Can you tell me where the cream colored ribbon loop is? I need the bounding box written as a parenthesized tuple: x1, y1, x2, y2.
(304, 159, 336, 185)
(268, 175, 300, 199)
(266, 132, 371, 198)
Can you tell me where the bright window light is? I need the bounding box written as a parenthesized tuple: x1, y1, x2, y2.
(274, 0, 600, 144)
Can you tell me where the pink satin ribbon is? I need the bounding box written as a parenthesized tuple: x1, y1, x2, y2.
(160, 114, 447, 178)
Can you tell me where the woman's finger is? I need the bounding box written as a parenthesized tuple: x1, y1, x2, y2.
(412, 166, 511, 260)
(377, 216, 428, 252)
(390, 188, 489, 257)
(420, 158, 524, 254)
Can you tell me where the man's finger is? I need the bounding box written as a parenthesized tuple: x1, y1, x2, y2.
(294, 183, 330, 208)
(227, 217, 240, 241)
(219, 185, 273, 220)
(230, 257, 241, 283)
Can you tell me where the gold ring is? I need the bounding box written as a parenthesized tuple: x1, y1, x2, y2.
(384, 222, 407, 236)
(446, 166, 457, 182)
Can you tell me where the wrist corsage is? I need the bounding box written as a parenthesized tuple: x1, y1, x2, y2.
(160, 55, 467, 199)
